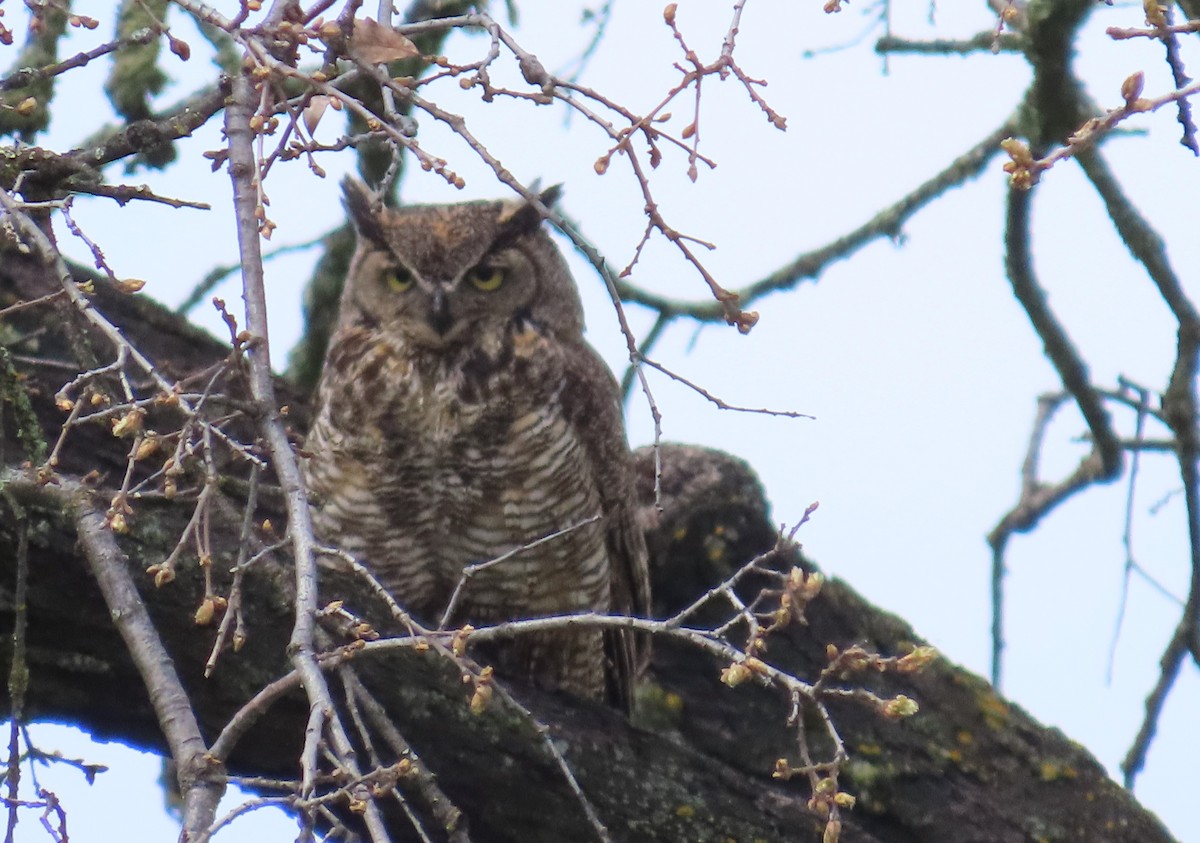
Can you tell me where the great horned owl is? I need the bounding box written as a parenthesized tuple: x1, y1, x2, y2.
(303, 180, 651, 709)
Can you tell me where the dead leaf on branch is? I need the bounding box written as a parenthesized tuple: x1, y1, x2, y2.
(351, 18, 419, 65)
(303, 96, 330, 135)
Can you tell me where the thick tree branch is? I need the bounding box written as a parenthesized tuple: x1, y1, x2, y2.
(0, 261, 1178, 843)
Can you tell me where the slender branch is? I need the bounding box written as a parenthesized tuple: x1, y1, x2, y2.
(988, 186, 1125, 686)
(339, 669, 470, 843)
(1001, 75, 1200, 189)
(1123, 274, 1200, 786)
(998, 186, 1123, 491)
(875, 32, 1024, 55)
(0, 27, 160, 92)
(223, 69, 390, 843)
(6, 475, 226, 839)
(1108, 383, 1151, 682)
(618, 312, 668, 401)
(614, 119, 1018, 321)
(1107, 19, 1200, 39)
(639, 357, 814, 419)
(67, 183, 211, 210)
(437, 516, 602, 630)
(1076, 148, 1199, 326)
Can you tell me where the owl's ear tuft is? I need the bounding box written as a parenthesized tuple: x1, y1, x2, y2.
(493, 184, 563, 247)
(537, 183, 563, 208)
(342, 177, 388, 246)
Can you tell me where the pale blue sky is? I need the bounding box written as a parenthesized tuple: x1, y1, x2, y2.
(8, 1, 1200, 840)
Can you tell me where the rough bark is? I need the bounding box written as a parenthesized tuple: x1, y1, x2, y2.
(0, 255, 1177, 842)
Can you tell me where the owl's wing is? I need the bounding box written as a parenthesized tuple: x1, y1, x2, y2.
(559, 339, 652, 710)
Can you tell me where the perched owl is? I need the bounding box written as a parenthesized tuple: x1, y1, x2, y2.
(303, 179, 651, 709)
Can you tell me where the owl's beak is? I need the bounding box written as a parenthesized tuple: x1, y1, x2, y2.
(428, 288, 453, 335)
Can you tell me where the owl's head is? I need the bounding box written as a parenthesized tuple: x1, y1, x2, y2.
(338, 178, 585, 348)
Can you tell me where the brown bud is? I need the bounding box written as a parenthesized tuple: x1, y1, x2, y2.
(111, 408, 146, 438)
(469, 683, 493, 714)
(133, 434, 160, 461)
(720, 662, 752, 687)
(194, 598, 217, 626)
(169, 35, 191, 61)
(883, 694, 919, 719)
(897, 645, 938, 673)
(451, 624, 475, 656)
(107, 511, 129, 534)
(1120, 71, 1144, 105)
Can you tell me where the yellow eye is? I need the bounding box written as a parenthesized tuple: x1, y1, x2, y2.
(385, 267, 414, 292)
(466, 264, 506, 292)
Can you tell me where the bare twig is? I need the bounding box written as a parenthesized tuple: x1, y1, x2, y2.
(1122, 252, 1200, 787)
(1001, 74, 1200, 189)
(339, 669, 469, 843)
(640, 357, 814, 419)
(437, 515, 602, 630)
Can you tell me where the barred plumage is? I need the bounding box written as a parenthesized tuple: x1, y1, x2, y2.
(303, 180, 650, 707)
